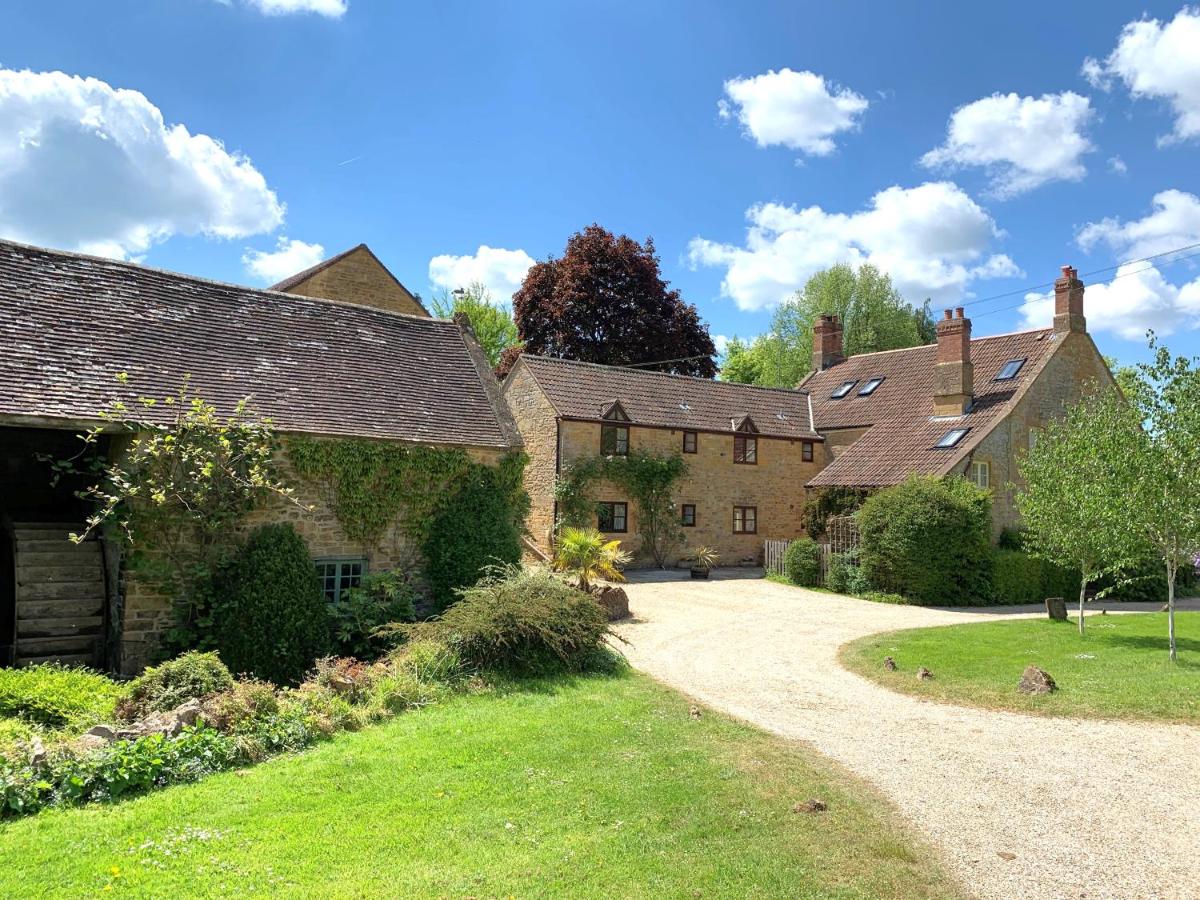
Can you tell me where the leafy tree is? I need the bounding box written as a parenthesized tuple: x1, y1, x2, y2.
(1016, 388, 1146, 634)
(736, 264, 934, 387)
(430, 281, 520, 369)
(1123, 338, 1200, 660)
(552, 527, 633, 593)
(719, 336, 765, 384)
(506, 224, 717, 377)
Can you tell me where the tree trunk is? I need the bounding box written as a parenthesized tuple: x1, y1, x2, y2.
(1078, 577, 1088, 636)
(1167, 561, 1177, 662)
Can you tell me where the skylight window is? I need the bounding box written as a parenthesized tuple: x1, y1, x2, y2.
(995, 358, 1026, 381)
(858, 377, 885, 396)
(935, 428, 970, 449)
(830, 380, 857, 399)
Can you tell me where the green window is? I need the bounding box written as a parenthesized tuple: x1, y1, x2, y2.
(315, 557, 366, 603)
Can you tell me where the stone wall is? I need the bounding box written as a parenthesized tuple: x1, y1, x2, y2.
(117, 442, 506, 674)
(278, 246, 427, 318)
(500, 364, 560, 554)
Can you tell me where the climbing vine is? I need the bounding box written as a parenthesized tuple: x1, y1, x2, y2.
(555, 450, 688, 567)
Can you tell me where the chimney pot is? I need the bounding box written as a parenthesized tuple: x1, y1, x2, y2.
(955, 307, 965, 318)
(1053, 265, 1086, 334)
(943, 309, 953, 320)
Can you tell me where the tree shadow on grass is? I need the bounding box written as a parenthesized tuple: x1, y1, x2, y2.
(1101, 633, 1200, 667)
(483, 652, 633, 698)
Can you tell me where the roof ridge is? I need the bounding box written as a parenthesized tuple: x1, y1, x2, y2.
(830, 327, 1053, 366)
(270, 243, 366, 290)
(0, 237, 440, 327)
(522, 354, 811, 397)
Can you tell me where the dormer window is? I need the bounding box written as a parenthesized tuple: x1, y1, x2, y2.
(600, 400, 630, 456)
(858, 377, 885, 396)
(935, 428, 970, 449)
(995, 359, 1026, 381)
(830, 380, 857, 399)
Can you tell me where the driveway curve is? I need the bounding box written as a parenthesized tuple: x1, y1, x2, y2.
(615, 571, 1200, 900)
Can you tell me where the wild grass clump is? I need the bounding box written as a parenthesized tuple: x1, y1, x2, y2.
(0, 665, 122, 731)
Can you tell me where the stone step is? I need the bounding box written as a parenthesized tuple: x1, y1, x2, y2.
(17, 616, 103, 638)
(17, 597, 105, 620)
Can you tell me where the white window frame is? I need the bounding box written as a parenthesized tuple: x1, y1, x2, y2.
(969, 459, 990, 490)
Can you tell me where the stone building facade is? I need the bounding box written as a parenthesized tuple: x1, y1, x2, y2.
(270, 243, 429, 318)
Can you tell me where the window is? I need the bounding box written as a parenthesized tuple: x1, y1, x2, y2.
(597, 501, 628, 533)
(600, 424, 629, 456)
(935, 428, 970, 449)
(733, 434, 757, 464)
(682, 431, 698, 454)
(858, 377, 885, 396)
(969, 460, 990, 490)
(681, 504, 696, 527)
(802, 441, 814, 462)
(733, 505, 757, 534)
(995, 358, 1026, 381)
(830, 380, 857, 399)
(315, 558, 366, 603)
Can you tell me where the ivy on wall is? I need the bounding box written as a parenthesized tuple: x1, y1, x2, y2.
(554, 450, 688, 568)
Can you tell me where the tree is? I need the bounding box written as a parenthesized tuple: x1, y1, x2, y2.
(719, 336, 765, 384)
(430, 281, 520, 369)
(552, 527, 632, 593)
(734, 264, 934, 387)
(1016, 388, 1146, 635)
(507, 224, 717, 377)
(1124, 338, 1200, 661)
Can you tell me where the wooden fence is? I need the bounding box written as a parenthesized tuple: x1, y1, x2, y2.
(764, 538, 834, 579)
(764, 516, 860, 580)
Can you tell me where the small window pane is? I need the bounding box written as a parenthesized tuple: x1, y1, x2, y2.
(858, 377, 885, 396)
(315, 558, 368, 603)
(733, 506, 757, 534)
(935, 428, 969, 449)
(734, 435, 757, 464)
(598, 501, 628, 533)
(995, 359, 1026, 381)
(681, 504, 696, 527)
(802, 441, 814, 462)
(831, 380, 857, 399)
(683, 431, 697, 453)
(601, 424, 629, 456)
(970, 460, 990, 490)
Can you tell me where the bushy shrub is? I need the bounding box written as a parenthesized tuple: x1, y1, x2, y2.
(858, 475, 993, 606)
(198, 679, 279, 732)
(991, 549, 1081, 605)
(117, 652, 234, 721)
(783, 537, 822, 587)
(403, 565, 611, 676)
(825, 552, 852, 593)
(212, 524, 330, 684)
(801, 487, 867, 538)
(997, 527, 1028, 551)
(328, 570, 416, 659)
(422, 465, 526, 610)
(0, 665, 122, 731)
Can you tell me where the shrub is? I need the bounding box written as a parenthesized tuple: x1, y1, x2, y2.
(398, 640, 466, 686)
(997, 526, 1028, 551)
(328, 570, 416, 659)
(801, 487, 867, 538)
(118, 652, 234, 721)
(403, 565, 611, 676)
(991, 549, 1081, 605)
(423, 464, 527, 610)
(825, 552, 853, 593)
(198, 679, 279, 732)
(212, 524, 330, 684)
(0, 665, 122, 731)
(783, 537, 822, 587)
(858, 475, 993, 606)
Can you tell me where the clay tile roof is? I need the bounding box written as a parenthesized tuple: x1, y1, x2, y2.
(0, 239, 518, 449)
(801, 328, 1060, 487)
(519, 355, 821, 440)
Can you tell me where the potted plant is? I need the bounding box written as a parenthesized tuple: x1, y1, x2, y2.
(689, 546, 719, 579)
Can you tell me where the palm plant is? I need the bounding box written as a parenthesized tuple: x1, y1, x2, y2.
(552, 527, 632, 593)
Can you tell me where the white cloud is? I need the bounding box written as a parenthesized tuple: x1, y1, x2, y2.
(1082, 7, 1200, 144)
(243, 236, 325, 284)
(428, 245, 536, 305)
(1020, 262, 1200, 340)
(1077, 190, 1200, 260)
(920, 92, 1094, 198)
(713, 334, 730, 355)
(0, 67, 283, 259)
(1107, 155, 1128, 175)
(235, 0, 348, 16)
(717, 68, 868, 157)
(688, 181, 1019, 311)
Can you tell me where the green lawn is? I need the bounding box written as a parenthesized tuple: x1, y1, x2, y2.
(0, 673, 960, 899)
(841, 612, 1200, 723)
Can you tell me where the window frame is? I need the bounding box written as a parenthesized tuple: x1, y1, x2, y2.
(801, 441, 814, 463)
(733, 434, 758, 465)
(315, 557, 367, 604)
(994, 358, 1027, 382)
(681, 503, 696, 527)
(935, 427, 970, 449)
(597, 500, 628, 534)
(858, 376, 885, 396)
(682, 430, 698, 454)
(732, 505, 758, 535)
(830, 380, 857, 399)
(969, 459, 990, 490)
(600, 423, 629, 456)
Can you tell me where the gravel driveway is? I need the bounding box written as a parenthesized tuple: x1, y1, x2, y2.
(615, 570, 1200, 900)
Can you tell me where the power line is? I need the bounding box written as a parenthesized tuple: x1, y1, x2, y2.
(619, 354, 711, 369)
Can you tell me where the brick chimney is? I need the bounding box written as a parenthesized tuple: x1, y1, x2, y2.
(812, 314, 844, 372)
(1053, 265, 1086, 334)
(933, 307, 973, 416)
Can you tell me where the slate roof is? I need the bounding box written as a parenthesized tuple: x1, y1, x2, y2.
(0, 239, 518, 448)
(800, 328, 1061, 487)
(517, 355, 821, 440)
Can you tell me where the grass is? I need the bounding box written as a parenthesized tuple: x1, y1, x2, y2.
(841, 612, 1200, 723)
(0, 672, 962, 899)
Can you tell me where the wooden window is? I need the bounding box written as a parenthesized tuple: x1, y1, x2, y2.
(802, 441, 814, 462)
(969, 460, 990, 490)
(733, 506, 757, 534)
(598, 501, 628, 533)
(682, 431, 698, 454)
(315, 557, 366, 603)
(600, 424, 629, 456)
(681, 504, 696, 527)
(733, 434, 757, 464)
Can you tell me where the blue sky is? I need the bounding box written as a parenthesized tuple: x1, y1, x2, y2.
(3, 1, 1199, 366)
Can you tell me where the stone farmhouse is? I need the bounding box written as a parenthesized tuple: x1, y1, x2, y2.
(505, 266, 1113, 562)
(0, 240, 520, 672)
